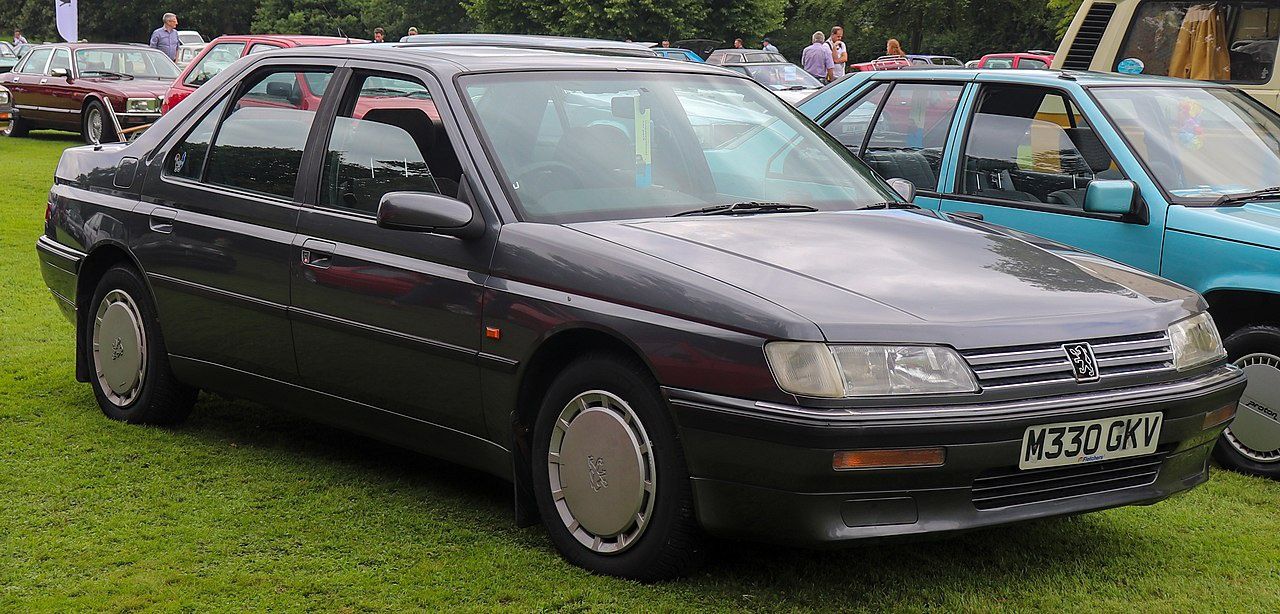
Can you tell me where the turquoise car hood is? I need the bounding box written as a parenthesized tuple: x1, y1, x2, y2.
(1167, 203, 1280, 249)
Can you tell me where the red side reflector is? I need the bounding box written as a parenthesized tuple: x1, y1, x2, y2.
(833, 448, 945, 470)
(485, 327, 501, 340)
(1203, 403, 1237, 429)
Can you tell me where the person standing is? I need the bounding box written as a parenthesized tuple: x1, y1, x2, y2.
(661, 39, 671, 48)
(886, 38, 906, 57)
(828, 26, 847, 80)
(373, 27, 386, 43)
(733, 38, 744, 49)
(407, 27, 419, 37)
(801, 31, 835, 83)
(13, 29, 27, 45)
(149, 13, 181, 61)
(761, 38, 778, 53)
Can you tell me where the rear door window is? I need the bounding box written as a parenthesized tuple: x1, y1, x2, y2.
(247, 43, 283, 55)
(201, 68, 333, 199)
(19, 47, 51, 74)
(861, 82, 964, 190)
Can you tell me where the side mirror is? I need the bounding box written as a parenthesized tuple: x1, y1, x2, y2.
(265, 81, 297, 103)
(887, 178, 916, 203)
(377, 191, 483, 238)
(50, 67, 68, 79)
(1083, 179, 1136, 215)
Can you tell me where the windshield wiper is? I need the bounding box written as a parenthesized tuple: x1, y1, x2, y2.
(81, 70, 133, 80)
(857, 201, 920, 210)
(671, 201, 819, 217)
(1212, 186, 1280, 207)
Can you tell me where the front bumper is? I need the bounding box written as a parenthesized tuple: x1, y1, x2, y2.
(667, 365, 1245, 546)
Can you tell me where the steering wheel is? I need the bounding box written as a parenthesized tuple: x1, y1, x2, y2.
(515, 161, 584, 195)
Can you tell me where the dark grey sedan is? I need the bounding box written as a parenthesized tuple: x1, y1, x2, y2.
(36, 41, 1245, 580)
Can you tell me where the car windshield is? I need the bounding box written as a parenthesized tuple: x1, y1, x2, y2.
(75, 48, 178, 79)
(463, 71, 894, 223)
(741, 64, 822, 90)
(1093, 86, 1280, 202)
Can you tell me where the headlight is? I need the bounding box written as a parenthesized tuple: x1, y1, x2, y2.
(765, 342, 978, 398)
(1169, 312, 1226, 371)
(126, 97, 159, 113)
(0, 88, 9, 106)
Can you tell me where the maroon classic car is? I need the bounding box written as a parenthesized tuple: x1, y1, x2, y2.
(2, 43, 179, 143)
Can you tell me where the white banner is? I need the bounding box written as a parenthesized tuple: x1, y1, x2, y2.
(55, 0, 78, 43)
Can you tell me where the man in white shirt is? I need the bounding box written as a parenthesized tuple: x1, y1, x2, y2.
(762, 38, 779, 54)
(829, 26, 848, 80)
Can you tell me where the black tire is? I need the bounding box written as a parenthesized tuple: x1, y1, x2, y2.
(531, 352, 703, 581)
(84, 264, 196, 425)
(82, 99, 116, 144)
(1213, 325, 1280, 479)
(3, 112, 30, 137)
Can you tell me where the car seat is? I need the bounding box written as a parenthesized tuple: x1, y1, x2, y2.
(1047, 127, 1122, 209)
(862, 149, 938, 191)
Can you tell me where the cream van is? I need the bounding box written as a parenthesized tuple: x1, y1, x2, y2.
(1054, 1, 1280, 109)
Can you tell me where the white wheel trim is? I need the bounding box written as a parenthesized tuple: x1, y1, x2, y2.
(91, 289, 148, 407)
(1224, 352, 1280, 463)
(87, 107, 102, 142)
(547, 389, 657, 555)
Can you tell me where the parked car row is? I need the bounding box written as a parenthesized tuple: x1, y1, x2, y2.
(35, 38, 1262, 583)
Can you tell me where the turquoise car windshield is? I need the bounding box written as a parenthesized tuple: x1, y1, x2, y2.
(1094, 86, 1280, 202)
(463, 72, 894, 223)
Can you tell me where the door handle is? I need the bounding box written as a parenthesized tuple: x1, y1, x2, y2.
(300, 239, 336, 269)
(949, 211, 984, 222)
(148, 207, 177, 233)
(39, 78, 47, 84)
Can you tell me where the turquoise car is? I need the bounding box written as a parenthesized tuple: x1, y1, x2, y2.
(801, 69, 1280, 478)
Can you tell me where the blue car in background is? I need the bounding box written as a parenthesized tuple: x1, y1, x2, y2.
(654, 48, 704, 62)
(801, 69, 1280, 478)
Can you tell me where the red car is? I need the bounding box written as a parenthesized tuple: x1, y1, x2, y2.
(849, 55, 910, 72)
(3, 43, 178, 143)
(162, 34, 360, 114)
(977, 51, 1054, 69)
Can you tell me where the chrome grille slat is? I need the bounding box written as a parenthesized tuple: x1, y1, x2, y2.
(962, 332, 1174, 391)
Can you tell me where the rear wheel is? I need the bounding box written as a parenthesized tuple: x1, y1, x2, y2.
(85, 265, 196, 424)
(82, 100, 116, 144)
(1213, 325, 1280, 478)
(3, 112, 30, 137)
(531, 353, 702, 580)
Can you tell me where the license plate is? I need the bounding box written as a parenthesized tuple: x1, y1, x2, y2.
(1019, 412, 1162, 470)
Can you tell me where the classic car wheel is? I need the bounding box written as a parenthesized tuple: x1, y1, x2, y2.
(3, 113, 30, 137)
(1213, 325, 1280, 478)
(82, 100, 116, 144)
(86, 265, 196, 424)
(532, 353, 702, 580)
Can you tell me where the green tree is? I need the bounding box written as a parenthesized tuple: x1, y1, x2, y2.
(464, 0, 785, 42)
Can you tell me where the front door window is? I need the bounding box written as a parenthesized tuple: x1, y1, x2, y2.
(959, 85, 1120, 211)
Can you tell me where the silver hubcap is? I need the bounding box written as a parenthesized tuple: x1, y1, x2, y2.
(87, 108, 102, 142)
(1225, 353, 1280, 463)
(547, 390, 656, 555)
(92, 289, 147, 407)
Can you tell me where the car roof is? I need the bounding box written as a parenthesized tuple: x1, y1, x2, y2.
(23, 42, 170, 52)
(208, 34, 357, 45)
(285, 43, 725, 74)
(860, 68, 1218, 88)
(399, 34, 655, 57)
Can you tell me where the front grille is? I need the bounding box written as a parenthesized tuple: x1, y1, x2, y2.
(1061, 2, 1117, 71)
(961, 332, 1174, 391)
(971, 451, 1165, 510)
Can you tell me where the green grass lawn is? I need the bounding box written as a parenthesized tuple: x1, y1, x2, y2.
(2, 132, 1279, 611)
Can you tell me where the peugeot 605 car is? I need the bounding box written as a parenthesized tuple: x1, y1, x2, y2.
(37, 41, 1244, 580)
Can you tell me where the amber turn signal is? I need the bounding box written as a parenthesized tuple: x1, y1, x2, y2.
(1203, 403, 1237, 429)
(833, 447, 946, 470)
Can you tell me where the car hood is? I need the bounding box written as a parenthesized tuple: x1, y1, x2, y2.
(84, 77, 172, 99)
(569, 210, 1197, 343)
(1167, 202, 1280, 249)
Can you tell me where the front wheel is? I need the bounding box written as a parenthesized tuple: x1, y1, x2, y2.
(1213, 325, 1280, 478)
(531, 353, 703, 580)
(3, 112, 30, 137)
(85, 265, 196, 424)
(82, 100, 116, 144)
